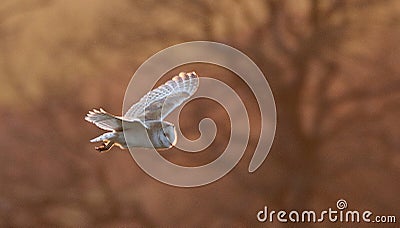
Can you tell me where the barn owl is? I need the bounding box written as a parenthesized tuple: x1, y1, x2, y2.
(85, 72, 199, 152)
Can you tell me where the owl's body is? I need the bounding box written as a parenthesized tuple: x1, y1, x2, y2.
(85, 72, 198, 152)
(89, 119, 176, 150)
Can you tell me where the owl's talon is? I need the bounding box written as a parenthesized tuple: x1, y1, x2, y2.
(95, 144, 106, 152)
(95, 141, 114, 152)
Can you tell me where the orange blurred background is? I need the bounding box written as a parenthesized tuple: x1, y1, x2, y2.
(1, 0, 399, 226)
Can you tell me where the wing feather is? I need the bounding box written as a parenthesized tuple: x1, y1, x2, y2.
(85, 108, 123, 131)
(124, 72, 199, 121)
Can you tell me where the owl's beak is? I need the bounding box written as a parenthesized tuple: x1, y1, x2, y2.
(163, 127, 177, 148)
(170, 127, 177, 147)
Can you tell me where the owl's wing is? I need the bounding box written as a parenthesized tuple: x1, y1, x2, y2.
(85, 108, 124, 131)
(124, 72, 199, 121)
(85, 108, 147, 131)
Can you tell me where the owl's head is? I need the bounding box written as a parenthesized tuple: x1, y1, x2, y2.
(162, 122, 177, 148)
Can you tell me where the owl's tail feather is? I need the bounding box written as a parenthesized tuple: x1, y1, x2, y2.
(90, 132, 119, 152)
(90, 132, 117, 142)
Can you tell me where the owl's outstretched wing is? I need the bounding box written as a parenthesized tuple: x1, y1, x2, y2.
(85, 108, 147, 132)
(85, 108, 123, 131)
(124, 72, 199, 121)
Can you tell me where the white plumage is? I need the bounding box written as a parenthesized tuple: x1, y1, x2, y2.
(85, 72, 199, 152)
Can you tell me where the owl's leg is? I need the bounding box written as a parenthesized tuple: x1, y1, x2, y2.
(95, 141, 115, 152)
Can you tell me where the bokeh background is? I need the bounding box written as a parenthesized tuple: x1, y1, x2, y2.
(1, 0, 399, 227)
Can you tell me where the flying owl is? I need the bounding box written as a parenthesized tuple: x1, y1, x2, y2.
(85, 72, 199, 152)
